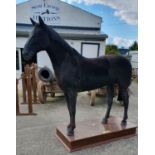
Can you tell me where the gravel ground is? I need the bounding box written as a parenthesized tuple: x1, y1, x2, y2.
(16, 81, 138, 155)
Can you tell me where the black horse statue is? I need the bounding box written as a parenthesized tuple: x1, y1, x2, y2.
(23, 16, 132, 136)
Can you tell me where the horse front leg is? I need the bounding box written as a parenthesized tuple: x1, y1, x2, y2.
(102, 86, 114, 124)
(64, 89, 77, 136)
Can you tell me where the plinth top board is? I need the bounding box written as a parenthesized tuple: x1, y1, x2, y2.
(56, 116, 137, 152)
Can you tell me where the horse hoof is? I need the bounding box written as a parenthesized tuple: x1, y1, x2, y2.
(67, 130, 74, 136)
(121, 120, 127, 126)
(67, 127, 74, 136)
(101, 119, 108, 124)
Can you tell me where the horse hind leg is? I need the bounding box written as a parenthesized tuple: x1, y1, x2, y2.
(121, 88, 129, 125)
(102, 86, 114, 124)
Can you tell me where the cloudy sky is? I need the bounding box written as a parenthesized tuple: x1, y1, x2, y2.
(16, 0, 138, 48)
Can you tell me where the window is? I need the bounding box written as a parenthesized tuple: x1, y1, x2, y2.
(81, 42, 100, 58)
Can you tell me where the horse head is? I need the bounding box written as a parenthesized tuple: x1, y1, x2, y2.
(22, 16, 50, 61)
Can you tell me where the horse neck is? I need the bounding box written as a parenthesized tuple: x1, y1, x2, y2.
(45, 28, 84, 76)
(46, 42, 70, 76)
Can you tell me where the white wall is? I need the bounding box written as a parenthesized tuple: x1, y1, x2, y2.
(16, 37, 28, 48)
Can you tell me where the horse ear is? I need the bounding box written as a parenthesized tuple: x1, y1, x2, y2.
(30, 18, 36, 26)
(39, 16, 45, 26)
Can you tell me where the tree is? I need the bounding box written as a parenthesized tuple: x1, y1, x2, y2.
(105, 44, 119, 55)
(129, 41, 138, 51)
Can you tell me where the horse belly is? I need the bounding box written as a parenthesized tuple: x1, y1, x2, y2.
(79, 76, 109, 91)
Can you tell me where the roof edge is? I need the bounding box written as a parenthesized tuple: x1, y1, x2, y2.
(16, 30, 108, 41)
(16, 23, 101, 31)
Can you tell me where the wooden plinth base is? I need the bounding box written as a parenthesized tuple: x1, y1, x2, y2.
(56, 116, 137, 152)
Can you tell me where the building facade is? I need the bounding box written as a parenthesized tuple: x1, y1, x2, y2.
(16, 0, 108, 77)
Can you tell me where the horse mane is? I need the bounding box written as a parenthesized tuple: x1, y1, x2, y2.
(47, 26, 82, 57)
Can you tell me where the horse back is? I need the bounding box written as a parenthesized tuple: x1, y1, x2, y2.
(79, 55, 132, 90)
(58, 54, 132, 91)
